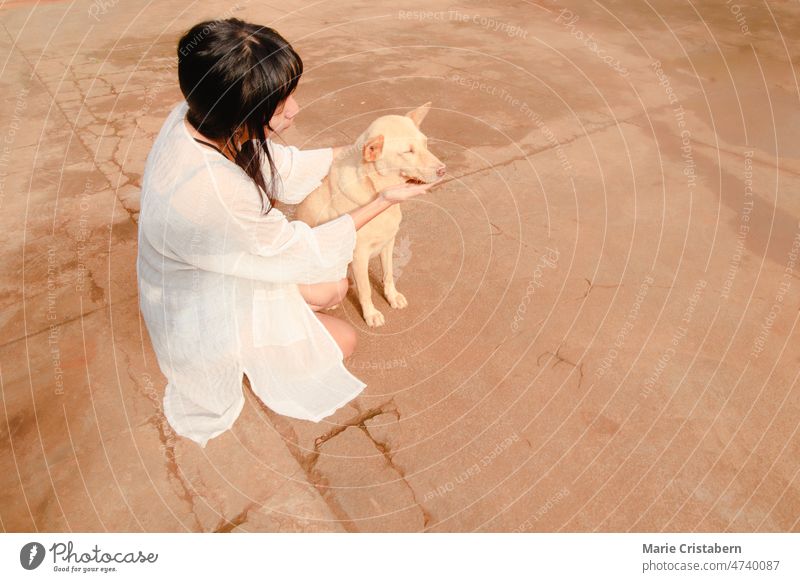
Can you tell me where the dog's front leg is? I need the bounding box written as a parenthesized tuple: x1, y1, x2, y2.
(380, 237, 407, 309)
(352, 246, 385, 327)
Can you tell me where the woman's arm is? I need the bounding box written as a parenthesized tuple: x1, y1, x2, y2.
(346, 195, 395, 230)
(309, 143, 441, 230)
(174, 164, 443, 285)
(345, 181, 442, 230)
(264, 141, 333, 205)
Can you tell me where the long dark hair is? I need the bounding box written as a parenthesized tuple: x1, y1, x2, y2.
(177, 18, 302, 214)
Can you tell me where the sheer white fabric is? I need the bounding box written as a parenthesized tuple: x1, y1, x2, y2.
(136, 100, 366, 448)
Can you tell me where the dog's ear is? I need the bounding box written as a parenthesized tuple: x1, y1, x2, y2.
(406, 102, 432, 127)
(363, 134, 384, 162)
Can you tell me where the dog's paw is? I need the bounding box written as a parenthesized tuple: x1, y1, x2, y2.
(387, 292, 408, 309)
(364, 309, 385, 327)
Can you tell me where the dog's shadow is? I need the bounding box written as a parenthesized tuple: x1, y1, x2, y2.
(339, 263, 396, 316)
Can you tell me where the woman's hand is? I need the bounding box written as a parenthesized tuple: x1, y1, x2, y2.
(379, 179, 444, 203)
(346, 179, 444, 230)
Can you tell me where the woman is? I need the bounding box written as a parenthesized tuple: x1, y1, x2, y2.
(136, 18, 438, 447)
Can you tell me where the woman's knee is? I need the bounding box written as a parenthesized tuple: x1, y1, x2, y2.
(340, 321, 358, 358)
(331, 277, 349, 305)
(320, 278, 349, 308)
(316, 312, 358, 358)
(299, 278, 348, 309)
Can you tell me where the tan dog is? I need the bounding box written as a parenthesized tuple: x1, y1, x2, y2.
(295, 102, 446, 327)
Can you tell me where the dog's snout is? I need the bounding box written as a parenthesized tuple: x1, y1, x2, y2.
(436, 164, 446, 177)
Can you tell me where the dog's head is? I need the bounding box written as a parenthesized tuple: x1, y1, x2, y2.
(356, 102, 446, 184)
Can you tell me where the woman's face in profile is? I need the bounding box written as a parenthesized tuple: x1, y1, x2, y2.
(268, 94, 300, 133)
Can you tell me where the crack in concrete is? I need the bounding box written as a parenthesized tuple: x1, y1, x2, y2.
(578, 278, 622, 300)
(0, 293, 140, 349)
(358, 413, 434, 529)
(537, 345, 585, 391)
(80, 251, 107, 305)
(248, 389, 399, 532)
(148, 409, 204, 531)
(10, 43, 142, 227)
(449, 118, 621, 186)
(576, 278, 673, 301)
(310, 404, 391, 453)
(621, 117, 800, 179)
(121, 350, 204, 531)
(488, 220, 527, 248)
(213, 501, 258, 533)
(253, 391, 428, 532)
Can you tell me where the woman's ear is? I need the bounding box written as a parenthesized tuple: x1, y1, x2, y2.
(405, 102, 432, 127)
(232, 124, 249, 145)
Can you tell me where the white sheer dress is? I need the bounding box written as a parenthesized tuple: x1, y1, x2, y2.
(136, 100, 366, 447)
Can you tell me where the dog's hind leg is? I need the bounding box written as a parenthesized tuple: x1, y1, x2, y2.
(380, 236, 408, 310)
(353, 247, 385, 327)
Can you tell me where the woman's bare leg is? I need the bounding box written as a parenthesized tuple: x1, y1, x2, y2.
(298, 278, 348, 312)
(314, 312, 357, 358)
(298, 278, 357, 357)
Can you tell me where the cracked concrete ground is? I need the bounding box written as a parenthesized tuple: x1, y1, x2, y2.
(2, 0, 800, 532)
